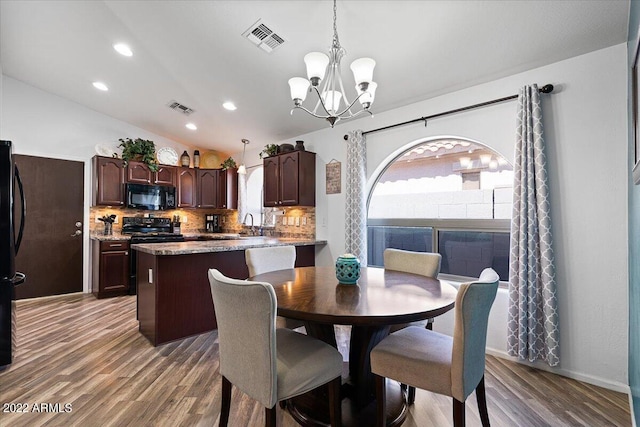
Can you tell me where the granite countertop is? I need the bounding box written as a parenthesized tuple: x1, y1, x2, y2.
(90, 232, 242, 241)
(131, 238, 327, 256)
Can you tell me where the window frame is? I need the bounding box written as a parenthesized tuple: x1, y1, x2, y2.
(366, 137, 512, 287)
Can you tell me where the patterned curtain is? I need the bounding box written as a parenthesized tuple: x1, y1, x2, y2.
(507, 84, 559, 367)
(345, 130, 367, 265)
(237, 172, 248, 225)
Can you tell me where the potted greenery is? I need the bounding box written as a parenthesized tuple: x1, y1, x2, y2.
(259, 144, 279, 159)
(118, 138, 159, 172)
(220, 157, 237, 170)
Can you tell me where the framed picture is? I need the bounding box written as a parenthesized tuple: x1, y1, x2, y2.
(633, 29, 640, 185)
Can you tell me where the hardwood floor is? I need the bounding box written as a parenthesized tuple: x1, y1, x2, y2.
(0, 293, 631, 427)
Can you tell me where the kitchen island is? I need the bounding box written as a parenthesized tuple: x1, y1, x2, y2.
(131, 237, 326, 346)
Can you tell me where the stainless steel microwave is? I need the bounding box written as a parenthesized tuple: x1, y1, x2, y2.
(125, 183, 176, 210)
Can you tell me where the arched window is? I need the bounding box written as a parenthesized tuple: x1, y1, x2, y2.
(367, 138, 512, 281)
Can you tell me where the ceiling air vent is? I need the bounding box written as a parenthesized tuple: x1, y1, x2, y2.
(242, 19, 285, 53)
(167, 100, 195, 116)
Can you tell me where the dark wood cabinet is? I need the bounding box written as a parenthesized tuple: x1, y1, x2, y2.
(93, 156, 125, 206)
(196, 168, 238, 209)
(91, 240, 130, 298)
(196, 169, 218, 208)
(154, 166, 176, 186)
(177, 167, 197, 208)
(263, 151, 315, 207)
(126, 161, 153, 184)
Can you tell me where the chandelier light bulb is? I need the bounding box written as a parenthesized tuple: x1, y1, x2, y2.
(288, 77, 310, 104)
(304, 52, 330, 85)
(322, 90, 343, 114)
(350, 58, 376, 87)
(357, 81, 377, 108)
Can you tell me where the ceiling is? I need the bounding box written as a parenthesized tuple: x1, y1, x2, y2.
(0, 1, 629, 154)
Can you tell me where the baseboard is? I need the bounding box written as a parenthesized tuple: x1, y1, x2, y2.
(486, 348, 630, 394)
(15, 291, 88, 303)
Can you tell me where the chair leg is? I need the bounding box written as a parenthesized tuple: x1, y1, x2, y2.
(375, 374, 386, 427)
(475, 375, 490, 427)
(220, 375, 232, 427)
(407, 386, 416, 405)
(453, 398, 465, 427)
(328, 376, 342, 427)
(425, 318, 434, 330)
(265, 405, 277, 427)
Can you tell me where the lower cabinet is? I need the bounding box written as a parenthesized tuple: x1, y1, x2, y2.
(92, 240, 130, 298)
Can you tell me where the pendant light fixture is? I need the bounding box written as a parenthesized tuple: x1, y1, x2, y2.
(288, 0, 377, 127)
(237, 139, 249, 175)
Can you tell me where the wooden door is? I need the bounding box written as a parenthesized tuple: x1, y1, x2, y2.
(263, 156, 280, 206)
(126, 161, 152, 184)
(14, 155, 84, 299)
(197, 169, 217, 208)
(279, 152, 300, 205)
(177, 167, 196, 207)
(94, 156, 124, 206)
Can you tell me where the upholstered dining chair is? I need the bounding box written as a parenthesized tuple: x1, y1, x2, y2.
(383, 248, 442, 403)
(208, 269, 343, 427)
(370, 268, 499, 427)
(245, 246, 303, 330)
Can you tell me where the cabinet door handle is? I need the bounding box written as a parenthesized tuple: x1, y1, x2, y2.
(125, 252, 129, 255)
(110, 244, 122, 247)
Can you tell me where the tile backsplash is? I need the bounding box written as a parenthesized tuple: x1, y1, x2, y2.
(89, 206, 316, 239)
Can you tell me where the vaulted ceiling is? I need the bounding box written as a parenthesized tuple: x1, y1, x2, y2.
(0, 1, 629, 153)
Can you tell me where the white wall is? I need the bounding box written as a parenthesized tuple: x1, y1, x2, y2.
(283, 44, 629, 391)
(0, 76, 196, 293)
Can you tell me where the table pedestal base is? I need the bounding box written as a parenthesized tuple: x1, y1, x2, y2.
(285, 379, 407, 427)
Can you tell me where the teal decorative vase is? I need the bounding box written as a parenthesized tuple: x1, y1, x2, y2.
(335, 254, 360, 285)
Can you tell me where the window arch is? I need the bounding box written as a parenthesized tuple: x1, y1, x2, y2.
(367, 137, 512, 281)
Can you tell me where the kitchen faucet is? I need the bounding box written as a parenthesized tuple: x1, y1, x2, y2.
(243, 213, 254, 235)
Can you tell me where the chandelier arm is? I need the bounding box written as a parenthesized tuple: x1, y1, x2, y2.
(334, 91, 368, 118)
(290, 105, 332, 120)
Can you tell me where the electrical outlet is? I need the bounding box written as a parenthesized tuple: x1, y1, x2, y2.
(295, 217, 300, 227)
(287, 216, 295, 226)
(182, 216, 188, 223)
(302, 216, 307, 226)
(282, 217, 287, 226)
(222, 216, 226, 223)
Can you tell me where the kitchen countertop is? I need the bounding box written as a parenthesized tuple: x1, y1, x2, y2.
(130, 237, 326, 256)
(90, 232, 244, 241)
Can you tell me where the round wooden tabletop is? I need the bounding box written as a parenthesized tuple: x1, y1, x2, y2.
(251, 266, 458, 326)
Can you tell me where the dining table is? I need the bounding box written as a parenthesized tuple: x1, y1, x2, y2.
(250, 265, 458, 427)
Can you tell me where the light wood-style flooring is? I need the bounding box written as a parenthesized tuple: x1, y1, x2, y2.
(0, 293, 631, 427)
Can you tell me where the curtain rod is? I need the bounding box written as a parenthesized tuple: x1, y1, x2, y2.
(342, 84, 554, 140)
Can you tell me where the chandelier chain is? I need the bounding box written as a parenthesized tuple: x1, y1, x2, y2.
(332, 0, 340, 49)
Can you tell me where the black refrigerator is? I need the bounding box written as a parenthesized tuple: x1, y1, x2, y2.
(0, 140, 26, 369)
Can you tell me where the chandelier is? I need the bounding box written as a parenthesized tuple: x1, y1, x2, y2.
(288, 0, 377, 127)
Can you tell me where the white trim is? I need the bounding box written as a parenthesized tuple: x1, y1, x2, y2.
(485, 348, 630, 394)
(631, 392, 637, 427)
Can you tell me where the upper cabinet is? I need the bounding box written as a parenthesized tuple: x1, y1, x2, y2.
(264, 151, 315, 207)
(92, 156, 236, 210)
(93, 156, 125, 206)
(196, 168, 238, 209)
(177, 167, 197, 208)
(126, 161, 176, 186)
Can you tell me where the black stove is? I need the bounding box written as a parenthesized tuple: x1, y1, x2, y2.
(123, 217, 184, 296)
(122, 217, 184, 243)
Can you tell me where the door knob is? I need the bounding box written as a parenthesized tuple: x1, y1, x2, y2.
(71, 230, 82, 237)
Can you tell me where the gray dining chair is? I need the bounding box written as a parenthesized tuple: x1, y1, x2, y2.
(245, 246, 304, 330)
(208, 269, 343, 427)
(371, 268, 499, 427)
(383, 248, 442, 402)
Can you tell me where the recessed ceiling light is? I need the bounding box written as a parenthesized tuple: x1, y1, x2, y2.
(92, 81, 109, 91)
(185, 123, 197, 130)
(113, 43, 133, 57)
(222, 102, 237, 111)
